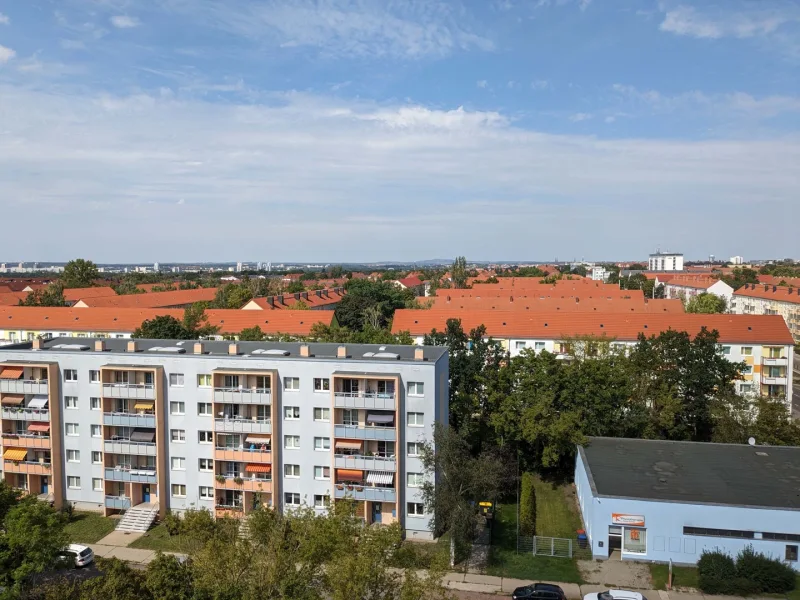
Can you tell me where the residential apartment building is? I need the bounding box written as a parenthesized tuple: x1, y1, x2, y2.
(0, 339, 447, 539)
(732, 284, 800, 344)
(392, 311, 793, 407)
(648, 251, 684, 272)
(664, 275, 734, 305)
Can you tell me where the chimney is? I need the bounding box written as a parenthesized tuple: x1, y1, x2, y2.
(277, 295, 284, 305)
(510, 296, 514, 303)
(316, 290, 322, 298)
(267, 297, 274, 307)
(94, 340, 105, 352)
(228, 343, 239, 356)
(193, 342, 204, 355)
(32, 338, 43, 350)
(127, 340, 138, 353)
(764, 285, 769, 292)
(414, 347, 424, 361)
(300, 344, 310, 357)
(294, 292, 301, 301)
(337, 345, 347, 358)
(773, 285, 777, 292)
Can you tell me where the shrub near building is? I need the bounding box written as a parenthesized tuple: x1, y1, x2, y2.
(698, 547, 796, 595)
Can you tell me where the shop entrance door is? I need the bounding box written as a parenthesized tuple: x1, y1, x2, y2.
(608, 526, 622, 558)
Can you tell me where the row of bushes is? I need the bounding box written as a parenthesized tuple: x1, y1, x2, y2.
(698, 546, 796, 594)
(519, 472, 537, 536)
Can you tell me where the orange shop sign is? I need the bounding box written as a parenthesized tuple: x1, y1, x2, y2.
(612, 514, 645, 527)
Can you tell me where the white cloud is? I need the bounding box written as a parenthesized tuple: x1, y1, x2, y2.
(605, 116, 616, 123)
(569, 112, 592, 122)
(531, 79, 549, 90)
(659, 5, 796, 39)
(110, 15, 141, 29)
(477, 79, 488, 88)
(0, 13, 9, 25)
(0, 45, 15, 64)
(60, 39, 87, 50)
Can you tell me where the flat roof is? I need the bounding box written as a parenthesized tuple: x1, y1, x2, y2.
(580, 437, 800, 511)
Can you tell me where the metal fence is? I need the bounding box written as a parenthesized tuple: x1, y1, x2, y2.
(517, 535, 592, 560)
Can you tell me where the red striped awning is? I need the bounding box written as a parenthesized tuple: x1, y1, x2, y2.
(0, 367, 23, 380)
(27, 422, 50, 433)
(335, 440, 363, 450)
(245, 464, 272, 473)
(337, 469, 364, 482)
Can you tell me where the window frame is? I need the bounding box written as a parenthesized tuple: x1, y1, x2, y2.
(313, 378, 330, 392)
(313, 437, 331, 452)
(90, 424, 102, 438)
(284, 377, 300, 391)
(197, 402, 212, 416)
(407, 442, 421, 457)
(407, 381, 424, 397)
(284, 435, 300, 449)
(284, 492, 301, 506)
(65, 423, 79, 436)
(198, 458, 213, 472)
(407, 502, 425, 516)
(64, 369, 78, 382)
(89, 370, 100, 383)
(407, 412, 424, 427)
(313, 407, 330, 422)
(198, 431, 213, 444)
(169, 373, 185, 387)
(171, 484, 187, 498)
(64, 396, 78, 409)
(67, 476, 81, 489)
(407, 472, 423, 487)
(67, 449, 80, 463)
(284, 464, 300, 478)
(314, 466, 331, 480)
(171, 429, 186, 443)
(197, 374, 212, 387)
(171, 457, 186, 471)
(284, 406, 300, 420)
(90, 397, 101, 411)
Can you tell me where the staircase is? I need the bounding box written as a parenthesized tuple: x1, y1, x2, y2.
(116, 505, 158, 533)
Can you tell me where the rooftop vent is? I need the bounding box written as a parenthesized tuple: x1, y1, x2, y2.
(147, 346, 186, 354)
(362, 352, 375, 358)
(263, 349, 290, 356)
(52, 344, 91, 351)
(372, 352, 400, 360)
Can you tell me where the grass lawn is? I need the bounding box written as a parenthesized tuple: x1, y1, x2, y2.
(785, 577, 800, 600)
(532, 477, 584, 539)
(128, 524, 190, 553)
(64, 511, 117, 544)
(649, 564, 699, 590)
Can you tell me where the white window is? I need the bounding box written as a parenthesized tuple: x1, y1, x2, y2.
(198, 458, 213, 471)
(407, 382, 424, 397)
(284, 406, 300, 420)
(284, 377, 300, 391)
(515, 341, 526, 350)
(284, 464, 300, 478)
(67, 449, 80, 463)
(741, 346, 753, 356)
(313, 407, 330, 422)
(314, 437, 330, 451)
(64, 369, 78, 382)
(90, 397, 101, 411)
(721, 345, 731, 355)
(407, 502, 425, 516)
(285, 492, 301, 506)
(170, 402, 185, 415)
(407, 442, 422, 457)
(197, 403, 212, 416)
(67, 476, 81, 489)
(313, 378, 330, 392)
(91, 451, 102, 464)
(534, 342, 546, 351)
(407, 473, 424, 487)
(90, 425, 101, 438)
(199, 486, 213, 499)
(197, 374, 212, 387)
(65, 423, 79, 436)
(92, 478, 103, 492)
(284, 435, 300, 449)
(314, 466, 330, 480)
(171, 484, 186, 498)
(314, 494, 330, 508)
(171, 429, 186, 443)
(407, 412, 424, 427)
(171, 457, 186, 471)
(740, 384, 753, 394)
(198, 431, 213, 444)
(169, 373, 184, 387)
(743, 365, 753, 374)
(89, 370, 100, 383)
(65, 396, 78, 409)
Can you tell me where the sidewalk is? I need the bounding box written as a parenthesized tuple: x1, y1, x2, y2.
(91, 531, 186, 566)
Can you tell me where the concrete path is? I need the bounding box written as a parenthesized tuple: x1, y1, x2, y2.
(96, 531, 144, 547)
(91, 530, 186, 566)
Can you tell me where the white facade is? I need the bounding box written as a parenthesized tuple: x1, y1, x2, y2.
(665, 280, 734, 305)
(732, 291, 800, 344)
(730, 256, 744, 265)
(648, 253, 684, 272)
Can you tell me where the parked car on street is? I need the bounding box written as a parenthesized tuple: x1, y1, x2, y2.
(56, 544, 95, 568)
(512, 583, 568, 600)
(583, 590, 647, 600)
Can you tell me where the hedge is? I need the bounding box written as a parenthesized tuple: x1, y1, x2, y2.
(698, 547, 796, 595)
(519, 472, 537, 536)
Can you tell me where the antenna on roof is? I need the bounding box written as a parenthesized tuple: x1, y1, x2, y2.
(748, 437, 756, 447)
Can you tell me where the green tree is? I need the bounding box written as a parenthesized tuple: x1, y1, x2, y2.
(686, 292, 727, 314)
(0, 480, 23, 523)
(570, 265, 588, 277)
(182, 302, 219, 336)
(211, 283, 254, 309)
(336, 280, 414, 331)
(62, 259, 99, 288)
(286, 281, 306, 294)
(145, 553, 193, 600)
(451, 256, 468, 289)
(329, 265, 344, 278)
(238, 325, 267, 341)
(80, 557, 150, 600)
(19, 281, 67, 307)
(132, 315, 193, 339)
(112, 278, 146, 295)
(720, 267, 760, 290)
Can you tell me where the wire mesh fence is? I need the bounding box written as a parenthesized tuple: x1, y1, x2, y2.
(517, 535, 593, 560)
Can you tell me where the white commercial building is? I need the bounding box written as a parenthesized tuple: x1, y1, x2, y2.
(648, 252, 684, 272)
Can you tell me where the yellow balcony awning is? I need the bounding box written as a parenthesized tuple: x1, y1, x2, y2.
(133, 402, 154, 411)
(3, 448, 28, 461)
(1, 395, 24, 406)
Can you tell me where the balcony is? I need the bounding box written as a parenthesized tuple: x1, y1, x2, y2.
(105, 496, 131, 510)
(4, 460, 51, 475)
(334, 486, 396, 502)
(0, 380, 49, 395)
(1, 408, 50, 421)
(103, 412, 157, 428)
(213, 388, 271, 405)
(762, 357, 788, 367)
(105, 467, 157, 484)
(214, 418, 272, 434)
(334, 425, 395, 441)
(334, 454, 397, 472)
(102, 383, 155, 400)
(214, 476, 272, 493)
(333, 392, 396, 410)
(0, 433, 50, 449)
(214, 448, 272, 464)
(215, 505, 245, 519)
(762, 376, 788, 386)
(104, 439, 157, 456)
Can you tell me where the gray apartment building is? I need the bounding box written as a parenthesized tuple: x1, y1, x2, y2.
(0, 338, 448, 540)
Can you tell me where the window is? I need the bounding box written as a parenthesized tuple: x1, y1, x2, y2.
(171, 457, 186, 471)
(342, 409, 358, 426)
(114, 371, 129, 384)
(407, 382, 424, 397)
(314, 494, 330, 508)
(407, 412, 424, 427)
(742, 364, 753, 374)
(313, 378, 330, 392)
(169, 373, 184, 387)
(284, 406, 300, 420)
(170, 402, 185, 415)
(65, 423, 79, 436)
(171, 484, 186, 498)
(90, 425, 101, 438)
(284, 377, 300, 391)
(92, 478, 103, 491)
(623, 528, 646, 554)
(171, 429, 186, 443)
(407, 442, 421, 457)
(64, 369, 78, 382)
(407, 502, 425, 516)
(284, 464, 300, 478)
(407, 473, 424, 487)
(198, 431, 213, 444)
(67, 476, 81, 489)
(741, 346, 753, 356)
(198, 458, 213, 471)
(65, 396, 78, 409)
(314, 466, 330, 480)
(89, 370, 100, 383)
(683, 527, 755, 539)
(740, 384, 753, 394)
(314, 437, 330, 451)
(90, 397, 101, 411)
(768, 347, 783, 358)
(197, 374, 212, 387)
(91, 451, 102, 464)
(721, 346, 731, 355)
(67, 449, 80, 462)
(534, 341, 546, 351)
(284, 435, 300, 449)
(787, 546, 798, 562)
(515, 341, 526, 350)
(285, 492, 301, 506)
(199, 486, 214, 499)
(313, 407, 330, 422)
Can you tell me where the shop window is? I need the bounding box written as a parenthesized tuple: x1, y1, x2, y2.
(623, 528, 646, 554)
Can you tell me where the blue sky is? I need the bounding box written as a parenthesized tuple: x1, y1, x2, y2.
(0, 0, 798, 263)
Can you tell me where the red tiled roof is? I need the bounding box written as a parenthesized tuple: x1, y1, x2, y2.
(397, 276, 423, 288)
(391, 310, 793, 344)
(63, 287, 117, 301)
(429, 296, 684, 313)
(734, 284, 800, 305)
(664, 275, 722, 290)
(437, 287, 645, 300)
(0, 292, 30, 306)
(758, 275, 800, 287)
(244, 290, 343, 310)
(75, 288, 219, 308)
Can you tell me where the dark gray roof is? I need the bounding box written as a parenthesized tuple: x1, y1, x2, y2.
(581, 437, 800, 511)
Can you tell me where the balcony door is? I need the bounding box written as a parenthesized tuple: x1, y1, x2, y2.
(224, 375, 240, 389)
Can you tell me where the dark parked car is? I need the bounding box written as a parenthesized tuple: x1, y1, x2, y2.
(512, 583, 568, 600)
